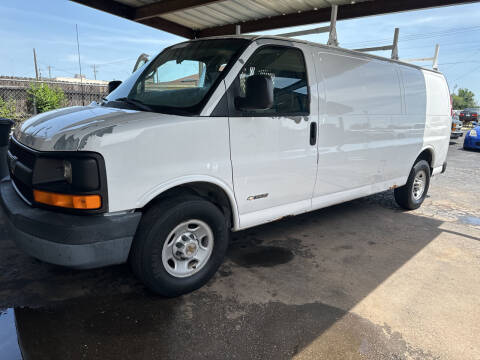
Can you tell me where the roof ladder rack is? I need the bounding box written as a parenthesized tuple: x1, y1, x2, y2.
(354, 28, 400, 60)
(401, 44, 440, 70)
(276, 4, 339, 46)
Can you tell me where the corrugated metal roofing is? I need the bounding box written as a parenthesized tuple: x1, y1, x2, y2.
(71, 0, 480, 39)
(116, 0, 365, 30)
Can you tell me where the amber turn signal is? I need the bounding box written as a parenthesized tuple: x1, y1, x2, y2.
(33, 190, 101, 210)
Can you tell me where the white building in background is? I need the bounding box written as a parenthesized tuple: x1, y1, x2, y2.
(54, 74, 108, 85)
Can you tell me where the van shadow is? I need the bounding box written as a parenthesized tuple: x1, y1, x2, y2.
(1, 191, 450, 359)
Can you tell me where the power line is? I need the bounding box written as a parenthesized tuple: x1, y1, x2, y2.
(341, 25, 480, 48)
(452, 63, 480, 82)
(438, 61, 480, 66)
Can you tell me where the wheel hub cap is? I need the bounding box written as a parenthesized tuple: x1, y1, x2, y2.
(412, 170, 427, 200)
(161, 219, 214, 278)
(173, 233, 199, 260)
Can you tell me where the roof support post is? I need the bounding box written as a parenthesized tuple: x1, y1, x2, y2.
(432, 44, 440, 70)
(391, 27, 399, 60)
(401, 44, 440, 70)
(327, 5, 339, 47)
(235, 24, 241, 35)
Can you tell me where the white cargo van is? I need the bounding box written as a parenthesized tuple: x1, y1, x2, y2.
(0, 36, 450, 296)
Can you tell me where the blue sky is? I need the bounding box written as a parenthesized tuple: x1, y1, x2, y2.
(0, 0, 479, 101)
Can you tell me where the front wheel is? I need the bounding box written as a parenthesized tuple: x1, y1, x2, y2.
(394, 160, 431, 210)
(129, 195, 229, 297)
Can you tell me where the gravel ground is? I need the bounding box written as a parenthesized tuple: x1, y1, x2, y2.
(0, 135, 479, 360)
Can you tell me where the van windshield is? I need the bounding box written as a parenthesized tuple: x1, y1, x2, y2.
(104, 39, 249, 115)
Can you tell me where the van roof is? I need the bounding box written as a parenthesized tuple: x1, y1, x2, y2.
(190, 34, 440, 74)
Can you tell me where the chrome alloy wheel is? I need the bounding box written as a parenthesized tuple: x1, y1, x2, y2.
(162, 219, 214, 278)
(412, 169, 427, 200)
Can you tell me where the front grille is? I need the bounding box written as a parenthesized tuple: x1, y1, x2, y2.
(8, 138, 35, 202)
(8, 139, 36, 168)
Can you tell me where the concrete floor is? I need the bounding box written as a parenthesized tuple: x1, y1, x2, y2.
(1, 137, 479, 360)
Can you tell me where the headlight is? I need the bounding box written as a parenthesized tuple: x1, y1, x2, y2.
(33, 157, 100, 191)
(31, 154, 106, 211)
(470, 129, 477, 137)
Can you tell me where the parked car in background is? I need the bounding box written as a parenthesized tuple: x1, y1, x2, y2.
(451, 113, 463, 139)
(464, 125, 480, 150)
(459, 107, 480, 123)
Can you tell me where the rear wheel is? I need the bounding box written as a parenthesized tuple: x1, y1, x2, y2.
(130, 195, 229, 297)
(394, 160, 430, 210)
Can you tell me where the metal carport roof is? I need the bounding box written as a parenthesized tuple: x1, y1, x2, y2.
(71, 0, 480, 39)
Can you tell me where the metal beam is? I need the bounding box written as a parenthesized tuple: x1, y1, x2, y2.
(197, 0, 480, 38)
(135, 0, 223, 21)
(355, 27, 399, 59)
(138, 17, 196, 38)
(71, 0, 134, 19)
(354, 44, 394, 52)
(402, 44, 440, 70)
(71, 0, 204, 37)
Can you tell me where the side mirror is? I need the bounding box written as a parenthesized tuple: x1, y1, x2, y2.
(235, 75, 274, 111)
(108, 80, 122, 94)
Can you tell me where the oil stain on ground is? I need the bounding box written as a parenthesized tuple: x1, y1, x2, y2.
(228, 246, 294, 268)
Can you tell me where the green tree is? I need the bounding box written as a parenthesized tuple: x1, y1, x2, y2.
(451, 88, 477, 109)
(27, 83, 66, 113)
(0, 97, 17, 120)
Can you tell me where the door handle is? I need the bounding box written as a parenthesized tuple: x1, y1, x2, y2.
(310, 122, 317, 146)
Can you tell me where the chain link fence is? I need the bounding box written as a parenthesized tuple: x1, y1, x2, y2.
(0, 77, 108, 123)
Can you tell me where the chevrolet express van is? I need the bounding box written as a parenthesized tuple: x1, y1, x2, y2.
(0, 36, 450, 296)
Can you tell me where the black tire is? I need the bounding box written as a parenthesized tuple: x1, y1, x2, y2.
(394, 160, 431, 210)
(129, 195, 229, 297)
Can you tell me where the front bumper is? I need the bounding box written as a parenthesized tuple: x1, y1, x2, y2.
(0, 178, 141, 269)
(450, 131, 463, 138)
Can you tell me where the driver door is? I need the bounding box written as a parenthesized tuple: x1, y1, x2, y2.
(227, 44, 318, 229)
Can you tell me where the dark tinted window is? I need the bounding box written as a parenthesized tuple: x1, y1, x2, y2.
(231, 46, 309, 116)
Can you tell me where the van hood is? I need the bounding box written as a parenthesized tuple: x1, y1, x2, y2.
(14, 105, 161, 151)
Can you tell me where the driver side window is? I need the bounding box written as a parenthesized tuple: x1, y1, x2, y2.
(229, 46, 309, 116)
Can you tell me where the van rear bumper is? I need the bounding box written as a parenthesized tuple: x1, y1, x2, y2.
(0, 178, 141, 269)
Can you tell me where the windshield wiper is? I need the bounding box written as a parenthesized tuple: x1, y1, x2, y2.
(114, 97, 153, 112)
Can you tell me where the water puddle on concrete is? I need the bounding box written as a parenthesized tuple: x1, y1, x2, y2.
(0, 309, 22, 360)
(459, 216, 480, 226)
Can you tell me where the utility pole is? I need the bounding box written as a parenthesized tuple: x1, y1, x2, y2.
(92, 64, 98, 80)
(33, 48, 39, 80)
(47, 65, 52, 79)
(75, 24, 85, 106)
(32, 48, 39, 115)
